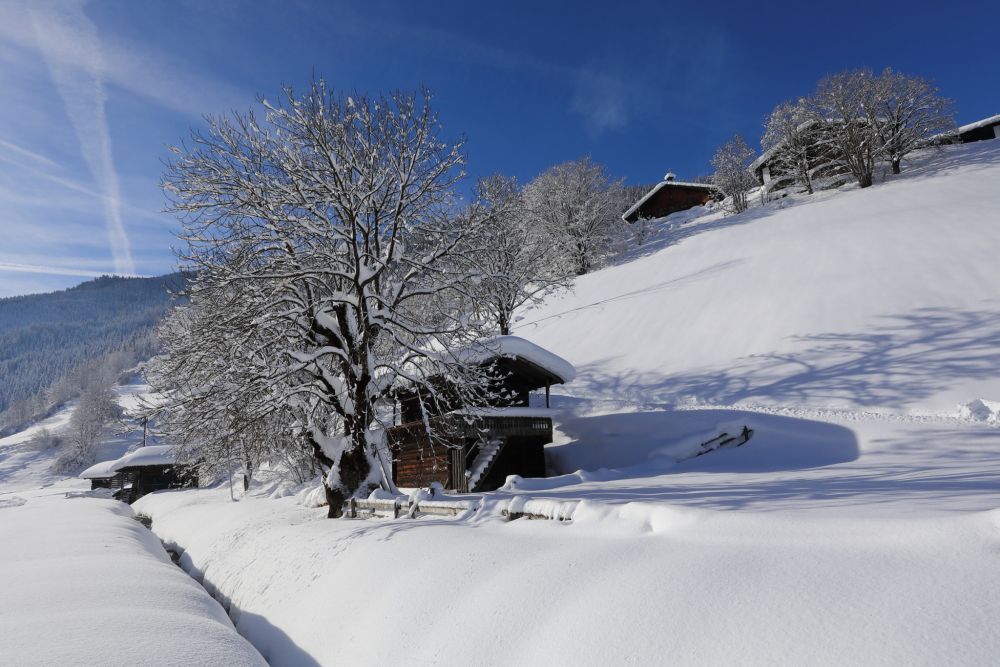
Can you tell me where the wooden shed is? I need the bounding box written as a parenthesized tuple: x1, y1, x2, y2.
(386, 337, 575, 493)
(622, 173, 716, 223)
(78, 459, 120, 490)
(108, 445, 198, 503)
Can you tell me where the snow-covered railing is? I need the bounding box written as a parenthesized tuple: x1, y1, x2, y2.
(344, 496, 479, 519)
(501, 497, 579, 522)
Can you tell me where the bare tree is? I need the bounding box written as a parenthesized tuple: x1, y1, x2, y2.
(468, 174, 571, 335)
(51, 381, 122, 474)
(808, 70, 882, 188)
(863, 68, 955, 175)
(711, 134, 756, 213)
(762, 99, 818, 194)
(523, 157, 624, 275)
(160, 80, 496, 516)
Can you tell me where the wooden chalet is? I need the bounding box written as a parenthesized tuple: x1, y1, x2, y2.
(105, 445, 197, 503)
(621, 173, 715, 223)
(386, 337, 575, 493)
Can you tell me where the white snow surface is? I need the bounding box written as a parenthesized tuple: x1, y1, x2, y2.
(128, 143, 1000, 666)
(137, 484, 1000, 666)
(452, 335, 576, 382)
(0, 494, 265, 666)
(7, 143, 1000, 666)
(79, 458, 117, 479)
(521, 142, 1000, 415)
(110, 444, 177, 471)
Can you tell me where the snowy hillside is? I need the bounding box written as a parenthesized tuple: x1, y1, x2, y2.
(0, 381, 152, 493)
(127, 142, 1000, 666)
(521, 141, 1000, 415)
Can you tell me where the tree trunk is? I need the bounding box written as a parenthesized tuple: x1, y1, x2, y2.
(327, 441, 372, 518)
(306, 431, 342, 519)
(891, 158, 901, 175)
(242, 458, 251, 491)
(859, 172, 873, 188)
(575, 243, 589, 276)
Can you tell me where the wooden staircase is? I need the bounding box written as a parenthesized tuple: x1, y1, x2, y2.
(466, 438, 506, 491)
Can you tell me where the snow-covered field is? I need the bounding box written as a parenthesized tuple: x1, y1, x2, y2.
(5, 141, 1000, 665)
(0, 492, 265, 666)
(0, 383, 266, 666)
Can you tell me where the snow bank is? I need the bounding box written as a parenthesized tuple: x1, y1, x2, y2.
(136, 487, 1000, 666)
(0, 495, 265, 666)
(958, 399, 1000, 423)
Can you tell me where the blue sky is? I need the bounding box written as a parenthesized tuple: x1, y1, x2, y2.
(0, 0, 996, 297)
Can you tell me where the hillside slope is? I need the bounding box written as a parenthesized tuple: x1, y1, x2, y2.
(520, 141, 1000, 415)
(0, 273, 183, 422)
(122, 142, 1000, 666)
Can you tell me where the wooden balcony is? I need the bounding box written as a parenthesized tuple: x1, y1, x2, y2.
(385, 412, 553, 447)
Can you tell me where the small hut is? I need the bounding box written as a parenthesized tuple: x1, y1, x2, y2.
(78, 459, 120, 490)
(108, 445, 197, 503)
(622, 173, 715, 223)
(956, 114, 1000, 143)
(386, 336, 575, 493)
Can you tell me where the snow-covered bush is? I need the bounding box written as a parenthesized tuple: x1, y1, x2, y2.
(27, 428, 63, 451)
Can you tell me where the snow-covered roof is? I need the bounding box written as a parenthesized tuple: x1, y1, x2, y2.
(452, 336, 576, 383)
(958, 114, 1000, 134)
(749, 145, 780, 172)
(79, 460, 118, 479)
(750, 119, 824, 172)
(622, 179, 716, 222)
(109, 445, 179, 472)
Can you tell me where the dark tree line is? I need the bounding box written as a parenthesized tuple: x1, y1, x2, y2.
(0, 274, 184, 431)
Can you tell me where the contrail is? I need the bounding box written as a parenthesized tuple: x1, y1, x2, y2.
(28, 1, 136, 275)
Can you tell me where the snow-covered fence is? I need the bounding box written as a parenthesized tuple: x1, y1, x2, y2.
(501, 497, 578, 521)
(344, 496, 479, 519)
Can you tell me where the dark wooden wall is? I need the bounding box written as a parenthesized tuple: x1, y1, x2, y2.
(960, 124, 1000, 143)
(638, 185, 712, 220)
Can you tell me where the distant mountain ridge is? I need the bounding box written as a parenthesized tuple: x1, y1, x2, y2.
(0, 273, 185, 425)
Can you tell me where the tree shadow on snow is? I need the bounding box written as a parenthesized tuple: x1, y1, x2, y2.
(572, 305, 1000, 412)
